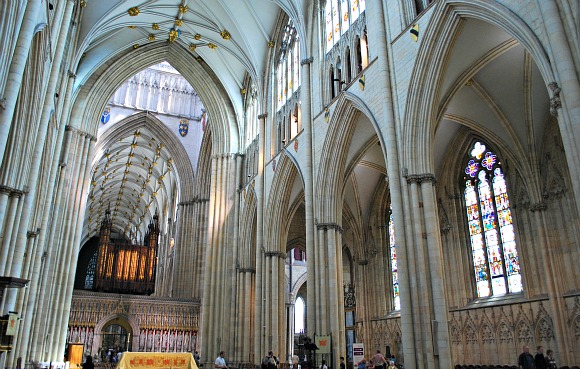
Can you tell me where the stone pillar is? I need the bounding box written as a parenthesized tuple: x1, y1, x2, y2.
(530, 202, 572, 364)
(201, 154, 237, 359)
(366, 0, 416, 367)
(0, 0, 41, 165)
(299, 57, 316, 349)
(315, 223, 345, 367)
(403, 174, 451, 369)
(253, 113, 267, 361)
(536, 1, 580, 217)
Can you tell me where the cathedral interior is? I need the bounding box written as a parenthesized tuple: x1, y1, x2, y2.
(0, 1, 579, 369)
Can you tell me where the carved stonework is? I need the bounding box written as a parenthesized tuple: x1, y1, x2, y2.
(450, 315, 462, 344)
(464, 313, 478, 345)
(438, 199, 452, 233)
(535, 303, 555, 341)
(498, 321, 514, 343)
(548, 82, 561, 117)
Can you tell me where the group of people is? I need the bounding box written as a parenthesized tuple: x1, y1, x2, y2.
(518, 345, 557, 369)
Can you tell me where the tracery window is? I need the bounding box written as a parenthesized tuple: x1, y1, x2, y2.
(464, 141, 522, 298)
(84, 251, 98, 289)
(276, 20, 300, 111)
(388, 207, 400, 310)
(325, 0, 366, 52)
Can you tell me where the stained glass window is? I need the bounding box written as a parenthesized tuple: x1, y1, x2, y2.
(276, 19, 300, 111)
(84, 251, 98, 289)
(464, 142, 522, 298)
(325, 0, 366, 52)
(388, 207, 400, 310)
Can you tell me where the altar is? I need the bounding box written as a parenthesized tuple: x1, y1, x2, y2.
(116, 352, 198, 369)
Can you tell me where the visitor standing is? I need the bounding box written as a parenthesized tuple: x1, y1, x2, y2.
(534, 346, 546, 369)
(518, 345, 535, 369)
(545, 349, 557, 369)
(215, 351, 228, 369)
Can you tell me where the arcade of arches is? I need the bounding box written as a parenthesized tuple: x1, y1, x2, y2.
(0, 1, 579, 369)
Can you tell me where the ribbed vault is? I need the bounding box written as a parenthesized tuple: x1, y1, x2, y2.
(84, 111, 194, 241)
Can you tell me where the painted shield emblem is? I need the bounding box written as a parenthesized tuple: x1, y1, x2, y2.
(100, 107, 111, 124)
(179, 119, 189, 137)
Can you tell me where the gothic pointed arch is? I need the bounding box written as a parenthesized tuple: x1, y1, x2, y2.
(402, 0, 554, 176)
(71, 42, 238, 155)
(264, 152, 303, 254)
(315, 93, 383, 222)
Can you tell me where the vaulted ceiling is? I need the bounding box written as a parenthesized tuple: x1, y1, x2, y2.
(74, 0, 307, 116)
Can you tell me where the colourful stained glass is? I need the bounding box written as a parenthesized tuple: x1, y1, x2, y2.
(389, 210, 400, 310)
(341, 0, 350, 35)
(465, 160, 479, 177)
(293, 41, 300, 89)
(287, 53, 293, 95)
(277, 64, 283, 109)
(482, 152, 497, 170)
(325, 1, 333, 51)
(351, 0, 360, 22)
(332, 0, 340, 42)
(464, 142, 522, 298)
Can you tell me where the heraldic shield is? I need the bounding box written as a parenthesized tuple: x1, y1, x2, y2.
(179, 119, 189, 137)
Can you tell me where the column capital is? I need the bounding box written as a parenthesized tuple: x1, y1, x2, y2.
(0, 185, 24, 197)
(257, 113, 268, 119)
(316, 222, 343, 233)
(530, 201, 548, 212)
(405, 173, 437, 184)
(68, 70, 77, 79)
(238, 268, 256, 274)
(301, 57, 313, 65)
(0, 97, 6, 110)
(264, 251, 286, 259)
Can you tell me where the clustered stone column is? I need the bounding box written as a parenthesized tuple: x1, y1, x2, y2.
(402, 174, 451, 369)
(313, 223, 346, 363)
(201, 153, 240, 360)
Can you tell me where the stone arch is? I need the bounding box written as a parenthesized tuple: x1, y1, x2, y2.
(93, 313, 140, 353)
(71, 42, 238, 155)
(239, 185, 258, 268)
(264, 152, 304, 254)
(315, 92, 384, 223)
(403, 0, 555, 175)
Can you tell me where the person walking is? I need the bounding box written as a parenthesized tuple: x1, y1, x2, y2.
(372, 351, 388, 369)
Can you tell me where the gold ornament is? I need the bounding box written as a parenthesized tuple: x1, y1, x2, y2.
(175, 19, 183, 27)
(194, 33, 201, 40)
(220, 30, 231, 40)
(127, 25, 136, 29)
(152, 23, 159, 30)
(240, 88, 247, 94)
(80, 0, 87, 7)
(128, 7, 140, 16)
(133, 44, 140, 49)
(267, 40, 275, 48)
(168, 29, 179, 43)
(148, 34, 155, 41)
(179, 5, 188, 13)
(189, 43, 197, 51)
(208, 43, 217, 49)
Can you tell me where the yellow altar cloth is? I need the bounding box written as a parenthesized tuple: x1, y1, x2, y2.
(117, 352, 198, 369)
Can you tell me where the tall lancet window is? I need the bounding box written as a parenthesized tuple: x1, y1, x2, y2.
(464, 142, 522, 298)
(388, 207, 400, 310)
(325, 0, 366, 52)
